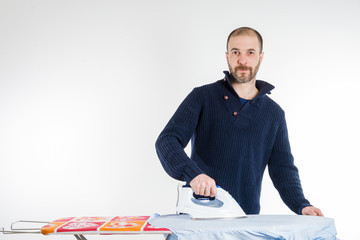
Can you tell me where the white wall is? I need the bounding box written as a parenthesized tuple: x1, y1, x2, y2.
(1, 0, 359, 239)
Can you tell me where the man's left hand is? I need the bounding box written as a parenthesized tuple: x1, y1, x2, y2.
(302, 206, 323, 216)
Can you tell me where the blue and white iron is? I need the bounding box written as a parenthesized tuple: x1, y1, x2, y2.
(176, 185, 247, 219)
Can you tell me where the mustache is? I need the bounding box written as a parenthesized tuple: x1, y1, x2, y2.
(234, 65, 252, 71)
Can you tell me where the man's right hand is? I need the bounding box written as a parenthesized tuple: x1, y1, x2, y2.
(189, 174, 217, 197)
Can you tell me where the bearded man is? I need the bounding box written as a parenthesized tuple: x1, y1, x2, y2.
(155, 27, 322, 216)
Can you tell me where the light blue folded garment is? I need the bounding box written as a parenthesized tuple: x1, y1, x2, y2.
(149, 214, 338, 240)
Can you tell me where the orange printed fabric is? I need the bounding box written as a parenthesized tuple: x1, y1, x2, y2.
(41, 216, 171, 235)
(100, 216, 149, 232)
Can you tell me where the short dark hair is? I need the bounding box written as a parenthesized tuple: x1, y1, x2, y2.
(226, 27, 263, 52)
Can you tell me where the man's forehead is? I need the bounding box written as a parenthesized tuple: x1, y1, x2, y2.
(228, 34, 261, 51)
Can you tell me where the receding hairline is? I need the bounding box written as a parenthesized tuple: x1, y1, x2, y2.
(226, 27, 263, 52)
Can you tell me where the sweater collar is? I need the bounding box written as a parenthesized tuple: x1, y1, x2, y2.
(223, 71, 275, 100)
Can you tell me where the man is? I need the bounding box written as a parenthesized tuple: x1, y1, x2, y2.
(156, 27, 322, 216)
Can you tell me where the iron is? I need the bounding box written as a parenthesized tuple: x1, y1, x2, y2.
(176, 184, 247, 220)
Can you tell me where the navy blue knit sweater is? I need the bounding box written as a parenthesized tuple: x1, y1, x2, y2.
(156, 71, 311, 214)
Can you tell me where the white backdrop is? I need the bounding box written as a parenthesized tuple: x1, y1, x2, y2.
(1, 0, 359, 239)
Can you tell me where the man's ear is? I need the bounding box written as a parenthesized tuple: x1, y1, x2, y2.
(259, 51, 264, 64)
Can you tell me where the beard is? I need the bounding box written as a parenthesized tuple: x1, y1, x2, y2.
(228, 61, 261, 84)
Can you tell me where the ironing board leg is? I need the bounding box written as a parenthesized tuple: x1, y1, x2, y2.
(74, 234, 88, 240)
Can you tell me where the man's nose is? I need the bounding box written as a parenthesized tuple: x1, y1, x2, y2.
(237, 54, 247, 64)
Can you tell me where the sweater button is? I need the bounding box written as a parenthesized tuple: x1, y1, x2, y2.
(233, 112, 238, 116)
(223, 95, 229, 100)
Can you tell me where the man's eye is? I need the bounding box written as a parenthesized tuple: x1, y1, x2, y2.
(249, 51, 255, 55)
(232, 51, 239, 55)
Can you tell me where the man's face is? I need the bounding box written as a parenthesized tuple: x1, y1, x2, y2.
(226, 34, 264, 84)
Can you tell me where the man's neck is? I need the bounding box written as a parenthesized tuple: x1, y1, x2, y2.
(231, 79, 259, 100)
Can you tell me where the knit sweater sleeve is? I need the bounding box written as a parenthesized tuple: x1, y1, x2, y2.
(155, 87, 205, 183)
(268, 115, 311, 214)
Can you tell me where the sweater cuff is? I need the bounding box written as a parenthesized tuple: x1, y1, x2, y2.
(183, 165, 204, 184)
(298, 203, 312, 215)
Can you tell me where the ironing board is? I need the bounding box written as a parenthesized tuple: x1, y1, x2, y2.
(1, 216, 172, 240)
(1, 214, 338, 239)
